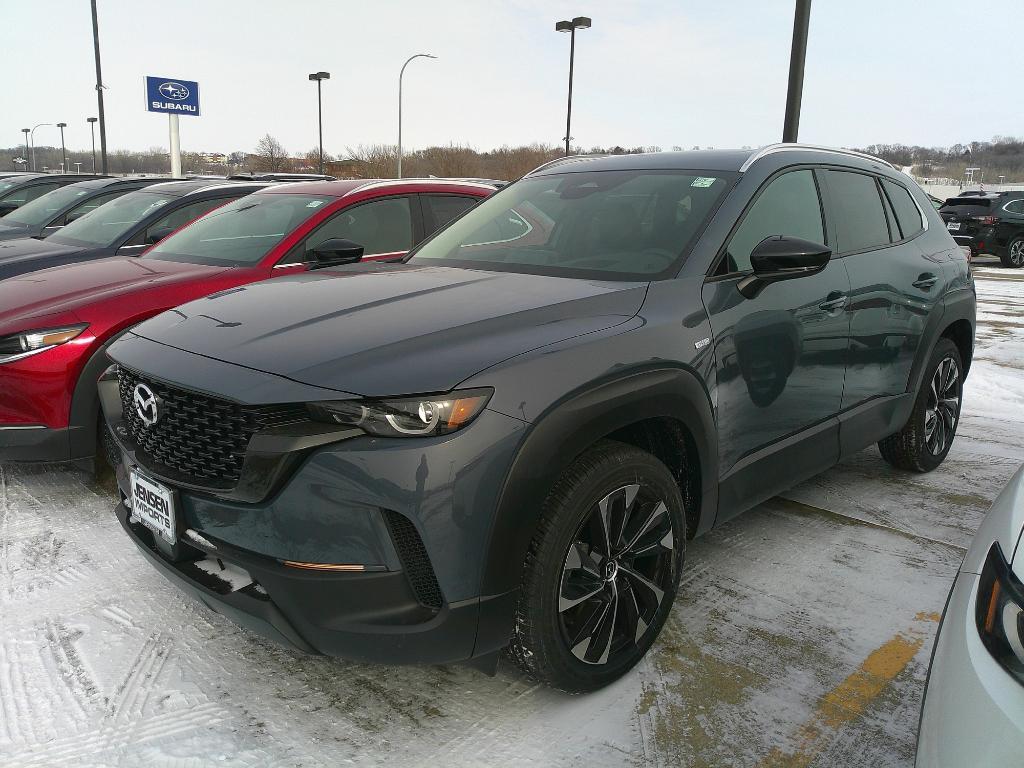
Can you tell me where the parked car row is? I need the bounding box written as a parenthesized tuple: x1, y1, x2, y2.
(939, 190, 1024, 267)
(3, 144, 1010, 768)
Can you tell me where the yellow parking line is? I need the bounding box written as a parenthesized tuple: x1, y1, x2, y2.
(759, 613, 939, 768)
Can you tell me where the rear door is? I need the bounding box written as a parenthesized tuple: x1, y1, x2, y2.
(825, 171, 944, 421)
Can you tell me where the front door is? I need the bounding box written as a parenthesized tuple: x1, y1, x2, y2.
(703, 168, 851, 518)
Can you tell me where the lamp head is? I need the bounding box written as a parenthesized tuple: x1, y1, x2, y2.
(57, 122, 67, 128)
(572, 16, 592, 28)
(87, 117, 98, 124)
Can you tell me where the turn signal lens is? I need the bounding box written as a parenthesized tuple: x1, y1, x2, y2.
(308, 388, 492, 438)
(0, 324, 88, 364)
(976, 544, 1024, 683)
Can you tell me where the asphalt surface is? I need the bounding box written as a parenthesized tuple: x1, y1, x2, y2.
(0, 264, 1021, 767)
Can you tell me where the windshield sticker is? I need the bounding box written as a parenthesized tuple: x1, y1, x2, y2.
(691, 177, 717, 188)
(307, 200, 325, 208)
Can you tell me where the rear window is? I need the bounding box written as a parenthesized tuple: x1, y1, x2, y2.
(824, 170, 890, 253)
(881, 179, 924, 240)
(943, 198, 991, 208)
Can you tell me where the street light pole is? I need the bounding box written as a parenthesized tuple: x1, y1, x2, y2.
(87, 117, 98, 172)
(21, 129, 30, 168)
(308, 71, 330, 175)
(90, 0, 108, 173)
(398, 53, 436, 178)
(556, 17, 591, 157)
(57, 122, 68, 171)
(782, 0, 812, 143)
(30, 123, 53, 172)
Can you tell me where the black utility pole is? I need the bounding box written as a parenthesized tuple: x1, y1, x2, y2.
(782, 0, 812, 143)
(90, 0, 108, 173)
(556, 16, 591, 157)
(57, 122, 68, 171)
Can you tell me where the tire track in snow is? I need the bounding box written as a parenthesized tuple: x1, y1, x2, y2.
(43, 619, 102, 721)
(105, 632, 171, 724)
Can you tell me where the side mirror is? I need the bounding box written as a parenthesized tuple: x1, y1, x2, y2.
(0, 201, 19, 217)
(146, 226, 175, 244)
(309, 238, 364, 269)
(737, 236, 831, 299)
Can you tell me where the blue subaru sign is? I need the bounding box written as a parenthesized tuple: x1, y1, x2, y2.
(145, 76, 200, 116)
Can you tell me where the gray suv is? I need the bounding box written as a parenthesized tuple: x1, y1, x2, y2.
(100, 145, 975, 691)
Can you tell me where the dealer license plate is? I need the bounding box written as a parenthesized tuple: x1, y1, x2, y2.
(129, 470, 177, 543)
(946, 221, 961, 231)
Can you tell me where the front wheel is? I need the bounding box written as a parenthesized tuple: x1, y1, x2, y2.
(878, 338, 962, 472)
(1000, 236, 1024, 269)
(508, 440, 686, 692)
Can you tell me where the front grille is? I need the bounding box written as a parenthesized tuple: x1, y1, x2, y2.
(118, 367, 307, 488)
(382, 510, 443, 610)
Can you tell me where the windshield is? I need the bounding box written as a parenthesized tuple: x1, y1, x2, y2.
(49, 190, 177, 247)
(3, 184, 98, 226)
(143, 193, 334, 266)
(408, 170, 735, 280)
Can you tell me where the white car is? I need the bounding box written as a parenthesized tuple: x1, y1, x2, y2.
(917, 464, 1024, 766)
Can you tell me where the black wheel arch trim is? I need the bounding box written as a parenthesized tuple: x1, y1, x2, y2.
(67, 328, 132, 461)
(906, 286, 975, 399)
(477, 365, 717, 599)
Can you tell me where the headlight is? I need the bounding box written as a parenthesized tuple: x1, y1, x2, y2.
(0, 324, 88, 364)
(307, 388, 492, 437)
(976, 544, 1024, 683)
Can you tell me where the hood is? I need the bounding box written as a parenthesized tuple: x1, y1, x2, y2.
(131, 263, 647, 396)
(0, 256, 230, 334)
(0, 236, 89, 280)
(0, 221, 32, 241)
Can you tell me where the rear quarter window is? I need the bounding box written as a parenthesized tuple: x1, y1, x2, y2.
(824, 170, 890, 253)
(881, 179, 924, 240)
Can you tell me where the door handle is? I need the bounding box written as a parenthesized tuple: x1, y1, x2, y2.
(912, 273, 938, 290)
(818, 292, 847, 312)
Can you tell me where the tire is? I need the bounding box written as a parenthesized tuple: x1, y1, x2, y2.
(878, 338, 963, 472)
(508, 440, 686, 693)
(1000, 236, 1024, 269)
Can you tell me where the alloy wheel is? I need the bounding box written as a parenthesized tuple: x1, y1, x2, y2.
(924, 356, 960, 456)
(558, 483, 676, 665)
(1010, 240, 1024, 267)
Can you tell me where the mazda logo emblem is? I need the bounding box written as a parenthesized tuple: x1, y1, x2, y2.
(158, 81, 190, 101)
(133, 383, 161, 427)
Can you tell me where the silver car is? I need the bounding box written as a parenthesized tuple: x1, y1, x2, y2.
(917, 464, 1024, 766)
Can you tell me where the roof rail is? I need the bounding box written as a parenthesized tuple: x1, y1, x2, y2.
(526, 154, 609, 176)
(740, 143, 895, 172)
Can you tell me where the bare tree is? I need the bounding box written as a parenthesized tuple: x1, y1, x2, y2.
(346, 144, 399, 178)
(254, 134, 289, 172)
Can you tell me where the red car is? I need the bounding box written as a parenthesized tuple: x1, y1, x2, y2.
(0, 179, 494, 468)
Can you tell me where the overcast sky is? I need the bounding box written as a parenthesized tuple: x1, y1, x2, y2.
(3, 0, 1021, 158)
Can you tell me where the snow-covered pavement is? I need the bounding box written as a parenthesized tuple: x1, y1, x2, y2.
(1, 266, 1021, 767)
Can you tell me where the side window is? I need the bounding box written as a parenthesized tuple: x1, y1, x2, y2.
(148, 198, 230, 238)
(825, 171, 890, 253)
(304, 196, 413, 257)
(423, 194, 479, 232)
(63, 190, 126, 223)
(1004, 199, 1024, 215)
(723, 170, 824, 273)
(881, 179, 924, 240)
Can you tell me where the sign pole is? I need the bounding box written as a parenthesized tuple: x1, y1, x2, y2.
(169, 114, 181, 177)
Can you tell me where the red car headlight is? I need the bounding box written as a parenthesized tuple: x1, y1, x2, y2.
(0, 324, 88, 364)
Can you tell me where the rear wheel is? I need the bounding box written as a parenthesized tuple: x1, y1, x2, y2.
(878, 338, 962, 472)
(1000, 236, 1024, 268)
(508, 440, 685, 692)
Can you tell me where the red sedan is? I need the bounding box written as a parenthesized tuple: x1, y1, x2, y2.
(0, 179, 494, 468)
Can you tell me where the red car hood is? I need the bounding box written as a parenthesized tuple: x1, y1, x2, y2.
(0, 257, 231, 334)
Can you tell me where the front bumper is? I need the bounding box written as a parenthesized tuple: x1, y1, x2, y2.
(916, 569, 1024, 766)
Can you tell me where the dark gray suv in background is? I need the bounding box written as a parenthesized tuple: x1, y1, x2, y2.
(100, 145, 975, 692)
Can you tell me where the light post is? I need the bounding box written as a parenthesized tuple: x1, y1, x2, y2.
(308, 71, 330, 175)
(90, 0, 108, 173)
(30, 123, 53, 171)
(87, 117, 98, 172)
(555, 16, 591, 157)
(74, 162, 82, 174)
(783, 0, 812, 142)
(57, 122, 68, 171)
(21, 128, 30, 167)
(398, 53, 436, 178)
